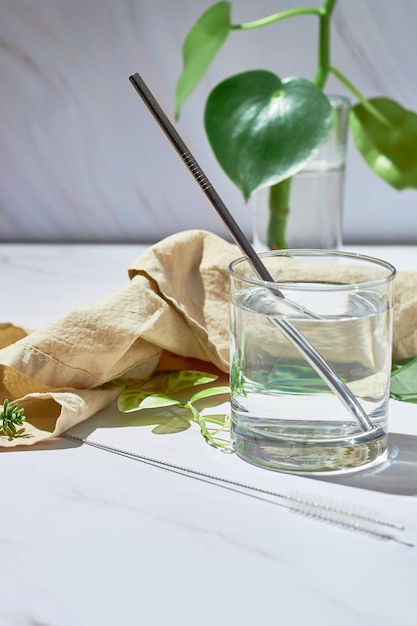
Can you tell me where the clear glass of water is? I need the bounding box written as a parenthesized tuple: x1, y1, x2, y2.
(229, 250, 396, 474)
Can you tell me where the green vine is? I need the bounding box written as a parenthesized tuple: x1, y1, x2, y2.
(231, 6, 321, 31)
(117, 370, 231, 450)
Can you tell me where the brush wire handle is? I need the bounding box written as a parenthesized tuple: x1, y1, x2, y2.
(128, 72, 373, 433)
(65, 434, 411, 547)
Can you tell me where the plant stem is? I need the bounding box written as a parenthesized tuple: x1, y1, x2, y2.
(329, 65, 393, 128)
(322, 0, 338, 14)
(240, 0, 338, 249)
(231, 7, 321, 31)
(267, 178, 292, 249)
(185, 401, 230, 448)
(314, 0, 337, 88)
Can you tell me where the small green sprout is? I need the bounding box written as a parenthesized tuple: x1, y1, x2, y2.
(0, 399, 26, 438)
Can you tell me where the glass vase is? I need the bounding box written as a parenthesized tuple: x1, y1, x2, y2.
(252, 95, 350, 251)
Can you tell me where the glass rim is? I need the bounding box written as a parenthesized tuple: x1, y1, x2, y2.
(229, 249, 396, 292)
(325, 93, 351, 107)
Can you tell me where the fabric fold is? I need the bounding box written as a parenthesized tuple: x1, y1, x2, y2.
(0, 230, 237, 447)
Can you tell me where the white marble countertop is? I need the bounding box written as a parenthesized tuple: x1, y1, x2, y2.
(1, 242, 417, 626)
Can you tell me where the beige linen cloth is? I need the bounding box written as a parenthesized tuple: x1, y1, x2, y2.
(0, 229, 416, 448)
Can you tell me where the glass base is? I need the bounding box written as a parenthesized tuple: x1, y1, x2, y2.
(232, 425, 388, 475)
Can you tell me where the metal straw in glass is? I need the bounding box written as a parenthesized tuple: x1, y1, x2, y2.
(128, 72, 373, 433)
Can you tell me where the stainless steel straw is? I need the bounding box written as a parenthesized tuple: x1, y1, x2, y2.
(129, 72, 373, 433)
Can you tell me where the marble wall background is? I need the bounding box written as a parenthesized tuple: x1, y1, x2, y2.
(1, 0, 416, 243)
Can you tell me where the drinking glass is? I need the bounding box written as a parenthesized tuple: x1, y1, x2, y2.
(229, 250, 396, 474)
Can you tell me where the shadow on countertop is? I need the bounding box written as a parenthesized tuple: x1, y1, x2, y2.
(316, 432, 417, 496)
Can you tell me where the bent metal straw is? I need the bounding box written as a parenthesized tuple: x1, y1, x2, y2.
(128, 72, 373, 433)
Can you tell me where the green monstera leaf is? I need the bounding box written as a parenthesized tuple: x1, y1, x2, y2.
(204, 70, 334, 200)
(350, 98, 417, 190)
(175, 1, 231, 118)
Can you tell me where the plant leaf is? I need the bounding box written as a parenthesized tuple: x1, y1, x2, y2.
(204, 71, 333, 200)
(189, 385, 230, 404)
(117, 388, 153, 412)
(175, 1, 231, 118)
(140, 394, 181, 410)
(117, 388, 178, 412)
(164, 370, 218, 394)
(390, 358, 417, 403)
(350, 98, 417, 190)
